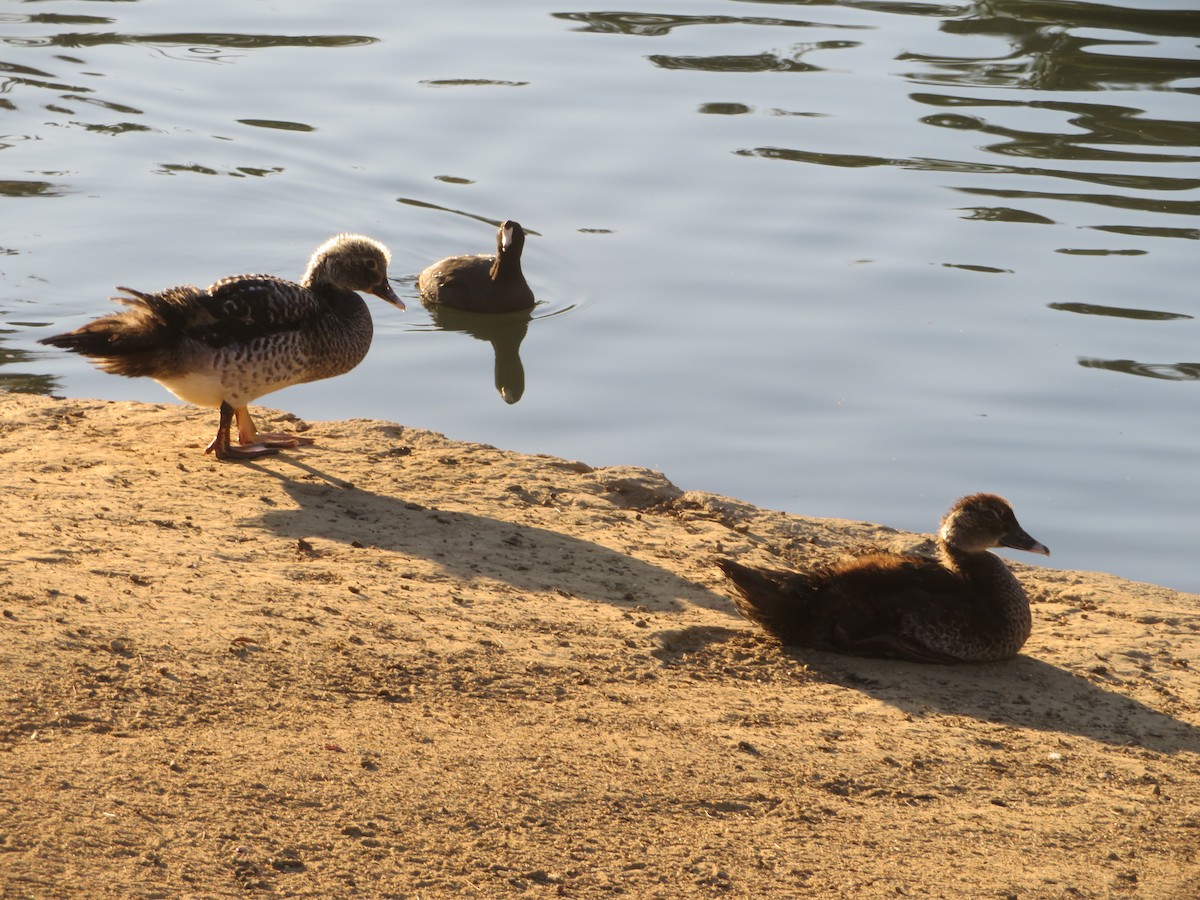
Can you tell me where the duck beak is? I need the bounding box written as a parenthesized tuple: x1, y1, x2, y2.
(371, 279, 406, 310)
(1001, 526, 1050, 556)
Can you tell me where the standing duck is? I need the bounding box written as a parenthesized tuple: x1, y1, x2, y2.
(418, 220, 535, 313)
(39, 233, 405, 461)
(717, 493, 1050, 663)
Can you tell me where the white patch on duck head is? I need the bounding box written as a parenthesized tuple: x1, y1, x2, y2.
(501, 223, 515, 251)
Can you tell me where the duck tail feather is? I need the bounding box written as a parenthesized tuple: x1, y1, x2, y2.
(38, 287, 193, 377)
(716, 558, 819, 644)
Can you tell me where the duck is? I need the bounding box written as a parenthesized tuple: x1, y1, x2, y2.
(39, 233, 405, 461)
(716, 493, 1050, 663)
(418, 220, 535, 313)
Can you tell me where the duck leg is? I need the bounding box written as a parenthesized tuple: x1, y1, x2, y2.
(205, 402, 279, 461)
(234, 406, 315, 449)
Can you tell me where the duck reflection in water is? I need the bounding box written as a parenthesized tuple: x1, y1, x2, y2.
(423, 304, 533, 404)
(718, 493, 1050, 664)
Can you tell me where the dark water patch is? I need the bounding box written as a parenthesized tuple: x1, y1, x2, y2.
(1079, 358, 1200, 381)
(3, 32, 380, 51)
(237, 119, 316, 133)
(953, 186, 1200, 218)
(1055, 247, 1147, 256)
(553, 11, 866, 36)
(915, 95, 1200, 153)
(906, 42, 1200, 94)
(5, 76, 95, 93)
(738, 146, 1200, 192)
(0, 14, 114, 27)
(61, 94, 142, 115)
(1049, 302, 1192, 321)
(419, 79, 528, 88)
(0, 332, 61, 395)
(650, 41, 858, 74)
(959, 206, 1056, 225)
(0, 59, 59, 78)
(915, 96, 1200, 166)
(942, 263, 1013, 274)
(699, 102, 753, 115)
(1091, 224, 1199, 241)
(737, 146, 891, 167)
(939, 1, 1200, 39)
(0, 179, 66, 198)
(904, 2, 1200, 92)
(156, 163, 284, 178)
(0, 373, 59, 394)
(77, 122, 152, 136)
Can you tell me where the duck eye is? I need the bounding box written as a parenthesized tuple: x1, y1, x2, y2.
(365, 258, 379, 271)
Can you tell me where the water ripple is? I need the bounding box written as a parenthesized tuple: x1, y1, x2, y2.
(1, 32, 381, 51)
(650, 41, 859, 74)
(1079, 359, 1200, 381)
(553, 11, 867, 36)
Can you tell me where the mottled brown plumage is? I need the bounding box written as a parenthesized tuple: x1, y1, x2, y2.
(39, 234, 405, 460)
(717, 494, 1049, 663)
(418, 220, 534, 313)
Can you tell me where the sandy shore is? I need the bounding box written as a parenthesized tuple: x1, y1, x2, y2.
(1, 393, 1197, 899)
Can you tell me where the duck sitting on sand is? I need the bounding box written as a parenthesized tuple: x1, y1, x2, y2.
(717, 493, 1049, 663)
(418, 220, 535, 313)
(39, 234, 405, 461)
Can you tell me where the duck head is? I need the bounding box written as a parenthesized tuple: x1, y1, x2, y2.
(498, 221, 524, 255)
(939, 493, 1050, 556)
(304, 233, 406, 309)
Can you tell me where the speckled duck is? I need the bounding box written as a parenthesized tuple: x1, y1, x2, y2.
(39, 234, 405, 461)
(418, 220, 534, 313)
(717, 493, 1049, 663)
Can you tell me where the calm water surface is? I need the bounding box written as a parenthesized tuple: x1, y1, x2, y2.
(3, 1, 1198, 592)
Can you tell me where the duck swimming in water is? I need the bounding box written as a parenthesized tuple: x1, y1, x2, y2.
(39, 234, 405, 461)
(418, 220, 535, 313)
(717, 493, 1049, 663)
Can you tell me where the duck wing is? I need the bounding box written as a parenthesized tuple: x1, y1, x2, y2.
(720, 554, 983, 664)
(819, 556, 986, 663)
(173, 275, 327, 349)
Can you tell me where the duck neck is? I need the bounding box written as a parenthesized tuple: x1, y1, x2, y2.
(303, 284, 374, 379)
(939, 542, 1033, 652)
(490, 252, 521, 283)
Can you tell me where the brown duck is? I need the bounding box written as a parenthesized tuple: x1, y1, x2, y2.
(418, 220, 535, 313)
(717, 493, 1049, 663)
(39, 234, 405, 461)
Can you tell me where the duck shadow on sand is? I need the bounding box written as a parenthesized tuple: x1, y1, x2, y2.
(250, 457, 733, 615)
(656, 625, 1199, 754)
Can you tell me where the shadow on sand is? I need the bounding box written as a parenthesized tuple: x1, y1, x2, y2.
(655, 625, 1199, 754)
(249, 457, 734, 615)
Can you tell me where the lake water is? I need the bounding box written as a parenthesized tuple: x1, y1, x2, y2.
(2, 1, 1198, 593)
